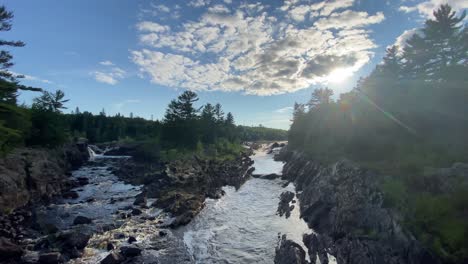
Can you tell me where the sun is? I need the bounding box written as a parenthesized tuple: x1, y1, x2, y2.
(326, 67, 355, 83)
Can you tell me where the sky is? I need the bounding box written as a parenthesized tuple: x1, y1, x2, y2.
(2, 0, 467, 129)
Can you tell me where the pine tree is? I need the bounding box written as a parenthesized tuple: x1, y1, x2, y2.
(0, 6, 24, 83)
(214, 103, 224, 122)
(308, 87, 334, 109)
(225, 112, 234, 126)
(402, 4, 466, 81)
(32, 90, 69, 113)
(164, 91, 199, 122)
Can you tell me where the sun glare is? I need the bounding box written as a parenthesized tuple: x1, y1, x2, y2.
(326, 67, 355, 83)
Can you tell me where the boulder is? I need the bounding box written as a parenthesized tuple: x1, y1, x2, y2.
(131, 208, 142, 216)
(128, 236, 137, 243)
(120, 246, 142, 257)
(63, 191, 79, 199)
(100, 252, 123, 264)
(73, 215, 92, 225)
(56, 230, 91, 250)
(277, 191, 295, 218)
(274, 235, 307, 264)
(133, 192, 147, 206)
(0, 237, 23, 261)
(38, 252, 62, 264)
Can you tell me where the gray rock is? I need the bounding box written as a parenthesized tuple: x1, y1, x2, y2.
(281, 151, 441, 264)
(120, 246, 142, 257)
(274, 235, 307, 264)
(73, 215, 92, 225)
(38, 252, 62, 264)
(100, 252, 123, 264)
(0, 237, 23, 261)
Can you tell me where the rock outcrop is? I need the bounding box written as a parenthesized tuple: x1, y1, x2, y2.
(114, 150, 254, 227)
(280, 150, 439, 264)
(0, 142, 89, 213)
(274, 235, 308, 264)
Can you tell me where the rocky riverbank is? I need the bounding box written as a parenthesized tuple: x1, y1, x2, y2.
(111, 146, 254, 228)
(275, 148, 440, 264)
(0, 142, 89, 263)
(0, 142, 89, 214)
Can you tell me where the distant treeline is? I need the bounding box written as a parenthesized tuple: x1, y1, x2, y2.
(288, 5, 467, 262)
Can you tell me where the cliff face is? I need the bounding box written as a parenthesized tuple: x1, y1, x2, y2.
(0, 143, 89, 213)
(280, 150, 439, 264)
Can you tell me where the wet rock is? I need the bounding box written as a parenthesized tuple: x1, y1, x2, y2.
(62, 191, 79, 199)
(76, 177, 89, 186)
(169, 212, 195, 228)
(38, 252, 62, 264)
(73, 215, 92, 225)
(131, 208, 142, 216)
(277, 191, 295, 218)
(101, 252, 123, 264)
(274, 235, 307, 264)
(261, 173, 281, 180)
(282, 151, 442, 264)
(114, 233, 125, 239)
(0, 143, 88, 213)
(120, 246, 142, 257)
(0, 237, 23, 261)
(159, 230, 167, 237)
(56, 230, 91, 250)
(133, 192, 147, 206)
(107, 242, 115, 251)
(128, 236, 137, 243)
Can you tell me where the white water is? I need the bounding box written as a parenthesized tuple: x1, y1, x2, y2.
(182, 146, 313, 264)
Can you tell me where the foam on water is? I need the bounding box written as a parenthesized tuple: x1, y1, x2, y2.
(181, 146, 313, 264)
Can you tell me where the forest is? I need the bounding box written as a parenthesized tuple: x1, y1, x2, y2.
(288, 5, 468, 262)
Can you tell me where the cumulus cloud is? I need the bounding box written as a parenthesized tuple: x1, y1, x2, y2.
(133, 0, 385, 95)
(399, 0, 468, 17)
(92, 62, 126, 85)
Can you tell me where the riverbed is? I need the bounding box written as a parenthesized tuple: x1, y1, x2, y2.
(26, 145, 319, 263)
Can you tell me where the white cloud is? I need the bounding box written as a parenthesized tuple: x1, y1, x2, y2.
(399, 0, 468, 17)
(99, 60, 114, 66)
(189, 0, 211, 7)
(133, 0, 385, 95)
(92, 62, 126, 85)
(314, 11, 385, 30)
(208, 4, 230, 14)
(137, 21, 169, 33)
(154, 4, 170, 13)
(275, 106, 294, 113)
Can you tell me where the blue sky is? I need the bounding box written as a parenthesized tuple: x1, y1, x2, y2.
(2, 0, 466, 129)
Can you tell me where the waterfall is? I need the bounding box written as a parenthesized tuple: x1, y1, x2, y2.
(88, 146, 97, 161)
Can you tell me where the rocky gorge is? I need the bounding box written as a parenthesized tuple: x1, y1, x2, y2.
(274, 148, 443, 264)
(0, 142, 256, 264)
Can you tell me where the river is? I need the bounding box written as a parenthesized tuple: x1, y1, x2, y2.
(28, 145, 321, 263)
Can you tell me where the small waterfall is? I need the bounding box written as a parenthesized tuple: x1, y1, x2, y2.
(88, 146, 97, 161)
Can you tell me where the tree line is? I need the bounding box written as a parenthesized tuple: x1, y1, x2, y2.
(288, 5, 467, 262)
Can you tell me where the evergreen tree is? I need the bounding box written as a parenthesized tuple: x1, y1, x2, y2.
(308, 87, 334, 109)
(32, 90, 69, 113)
(214, 103, 224, 122)
(225, 112, 234, 126)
